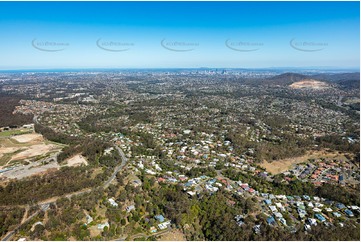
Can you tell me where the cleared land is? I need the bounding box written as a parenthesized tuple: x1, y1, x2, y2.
(159, 229, 186, 241)
(65, 154, 88, 167)
(261, 149, 352, 174)
(289, 79, 330, 89)
(11, 133, 43, 143)
(0, 129, 64, 179)
(89, 226, 102, 238)
(0, 147, 20, 154)
(10, 144, 59, 161)
(0, 161, 59, 180)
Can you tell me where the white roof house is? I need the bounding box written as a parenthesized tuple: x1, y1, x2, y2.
(126, 205, 135, 212)
(275, 202, 283, 208)
(97, 221, 109, 230)
(315, 202, 324, 208)
(108, 198, 118, 207)
(158, 221, 171, 230)
(269, 205, 278, 213)
(313, 208, 322, 213)
(325, 207, 333, 212)
(307, 218, 317, 226)
(86, 215, 93, 224)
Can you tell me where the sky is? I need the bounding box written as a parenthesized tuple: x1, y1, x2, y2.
(0, 1, 359, 69)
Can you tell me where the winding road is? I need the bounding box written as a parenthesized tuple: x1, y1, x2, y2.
(103, 146, 128, 189)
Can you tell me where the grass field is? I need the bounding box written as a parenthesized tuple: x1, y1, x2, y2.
(0, 129, 32, 137)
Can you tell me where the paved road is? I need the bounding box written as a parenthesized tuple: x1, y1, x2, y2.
(1, 209, 41, 241)
(1, 145, 128, 241)
(103, 146, 128, 189)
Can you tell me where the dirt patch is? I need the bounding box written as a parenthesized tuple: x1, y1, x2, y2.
(159, 229, 186, 241)
(0, 138, 19, 148)
(11, 144, 58, 161)
(0, 132, 63, 171)
(261, 150, 351, 175)
(89, 225, 101, 238)
(11, 133, 43, 143)
(65, 154, 89, 167)
(91, 168, 103, 179)
(0, 147, 20, 154)
(261, 158, 304, 175)
(289, 79, 330, 89)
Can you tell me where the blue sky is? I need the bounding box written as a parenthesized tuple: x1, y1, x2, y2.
(0, 1, 359, 69)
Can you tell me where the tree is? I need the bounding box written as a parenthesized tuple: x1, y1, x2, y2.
(121, 219, 126, 226)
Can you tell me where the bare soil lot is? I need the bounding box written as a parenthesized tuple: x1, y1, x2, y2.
(10, 144, 59, 161)
(0, 147, 20, 154)
(261, 150, 352, 174)
(159, 229, 186, 241)
(289, 79, 330, 89)
(0, 131, 63, 179)
(65, 154, 88, 167)
(11, 133, 43, 143)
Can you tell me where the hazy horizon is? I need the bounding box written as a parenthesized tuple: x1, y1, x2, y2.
(0, 66, 359, 72)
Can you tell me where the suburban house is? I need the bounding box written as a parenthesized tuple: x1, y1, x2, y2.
(315, 213, 326, 222)
(97, 221, 109, 230)
(266, 216, 277, 226)
(155, 215, 165, 223)
(108, 198, 118, 207)
(126, 205, 135, 213)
